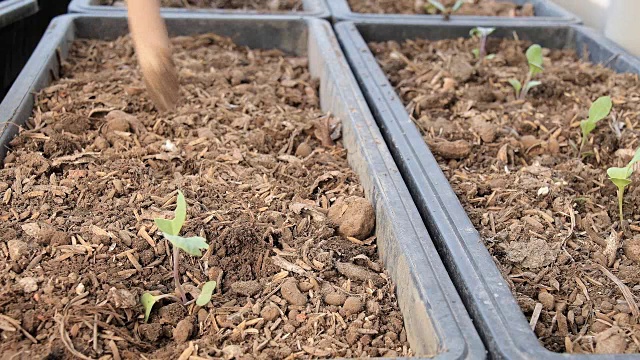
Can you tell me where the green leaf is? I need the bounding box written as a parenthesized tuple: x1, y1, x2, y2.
(628, 147, 640, 167)
(469, 27, 480, 37)
(427, 0, 446, 12)
(588, 96, 612, 123)
(526, 44, 544, 75)
(452, 0, 465, 11)
(196, 281, 217, 306)
(472, 49, 480, 58)
(508, 78, 522, 96)
(165, 234, 208, 256)
(580, 119, 596, 139)
(607, 166, 633, 181)
(141, 293, 157, 322)
(525, 80, 542, 91)
(154, 191, 186, 236)
(485, 54, 496, 60)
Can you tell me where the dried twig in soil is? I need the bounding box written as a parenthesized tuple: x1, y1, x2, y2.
(597, 265, 640, 317)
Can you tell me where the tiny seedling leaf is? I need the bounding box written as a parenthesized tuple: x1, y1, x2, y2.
(526, 44, 544, 75)
(508, 79, 522, 96)
(580, 119, 596, 139)
(472, 48, 480, 58)
(141, 293, 157, 322)
(165, 234, 209, 256)
(607, 166, 633, 183)
(154, 191, 187, 236)
(629, 147, 640, 167)
(525, 80, 542, 91)
(452, 0, 465, 11)
(588, 96, 612, 123)
(196, 281, 217, 306)
(427, 0, 446, 12)
(485, 54, 496, 60)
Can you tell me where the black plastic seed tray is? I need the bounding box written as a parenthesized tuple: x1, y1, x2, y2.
(0, 0, 37, 27)
(335, 20, 640, 360)
(0, 0, 63, 102)
(327, 0, 580, 24)
(0, 14, 486, 359)
(68, 0, 331, 19)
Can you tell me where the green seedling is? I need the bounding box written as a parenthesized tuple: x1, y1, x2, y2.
(196, 281, 217, 307)
(470, 27, 496, 60)
(607, 147, 640, 222)
(579, 96, 613, 155)
(508, 44, 544, 100)
(154, 191, 208, 304)
(141, 293, 180, 322)
(607, 166, 633, 223)
(427, 0, 466, 19)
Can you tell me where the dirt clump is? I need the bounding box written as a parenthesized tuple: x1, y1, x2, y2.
(328, 196, 376, 239)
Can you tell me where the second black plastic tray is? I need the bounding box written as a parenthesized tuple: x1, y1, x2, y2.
(336, 20, 640, 360)
(327, 0, 580, 24)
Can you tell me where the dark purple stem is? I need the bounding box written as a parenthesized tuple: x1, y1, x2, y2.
(479, 35, 487, 59)
(173, 246, 187, 304)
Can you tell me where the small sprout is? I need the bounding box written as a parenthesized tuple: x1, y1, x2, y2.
(607, 166, 632, 223)
(470, 27, 496, 60)
(607, 146, 640, 222)
(509, 44, 544, 100)
(196, 281, 217, 307)
(141, 293, 175, 322)
(427, 0, 466, 19)
(579, 96, 613, 154)
(154, 191, 208, 304)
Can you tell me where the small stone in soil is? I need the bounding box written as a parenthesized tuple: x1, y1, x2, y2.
(295, 142, 312, 157)
(230, 280, 262, 297)
(623, 237, 640, 263)
(538, 292, 555, 310)
(335, 262, 384, 286)
(595, 327, 628, 353)
(260, 305, 280, 321)
(427, 139, 472, 160)
(7, 240, 28, 261)
(280, 278, 307, 306)
(328, 196, 376, 240)
(108, 287, 137, 309)
(342, 297, 363, 316)
(325, 292, 347, 306)
(19, 277, 38, 293)
(173, 316, 194, 344)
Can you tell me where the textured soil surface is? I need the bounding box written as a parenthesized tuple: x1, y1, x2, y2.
(99, 0, 303, 11)
(347, 0, 534, 16)
(0, 34, 412, 359)
(372, 36, 640, 353)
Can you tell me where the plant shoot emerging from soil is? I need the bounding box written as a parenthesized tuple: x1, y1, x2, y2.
(508, 44, 543, 100)
(579, 96, 613, 155)
(607, 148, 640, 222)
(426, 0, 465, 19)
(154, 191, 208, 304)
(470, 27, 496, 60)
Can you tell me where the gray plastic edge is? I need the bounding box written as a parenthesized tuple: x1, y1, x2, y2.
(0, 0, 38, 27)
(327, 0, 580, 24)
(68, 0, 331, 19)
(335, 20, 640, 360)
(0, 13, 486, 360)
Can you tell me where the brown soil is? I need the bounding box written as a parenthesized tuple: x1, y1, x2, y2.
(347, 0, 534, 16)
(0, 34, 412, 359)
(372, 36, 640, 354)
(99, 0, 303, 11)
